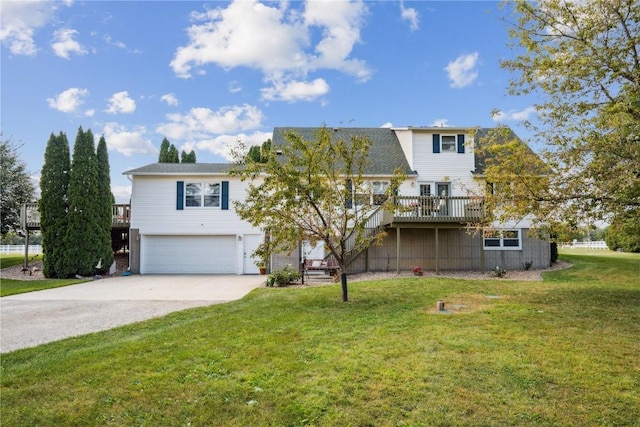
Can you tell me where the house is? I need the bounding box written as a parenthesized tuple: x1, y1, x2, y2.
(124, 126, 550, 275)
(124, 163, 264, 275)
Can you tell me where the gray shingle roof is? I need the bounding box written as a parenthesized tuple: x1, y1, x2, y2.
(123, 163, 234, 175)
(473, 128, 544, 175)
(272, 127, 416, 175)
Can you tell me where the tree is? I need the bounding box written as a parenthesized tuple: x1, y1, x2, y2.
(491, 0, 640, 229)
(232, 127, 404, 302)
(605, 209, 640, 252)
(158, 138, 170, 162)
(0, 137, 35, 233)
(167, 144, 179, 163)
(181, 149, 196, 163)
(96, 136, 114, 271)
(64, 127, 102, 276)
(39, 132, 70, 277)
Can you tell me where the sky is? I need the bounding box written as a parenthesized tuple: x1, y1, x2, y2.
(1, 0, 540, 203)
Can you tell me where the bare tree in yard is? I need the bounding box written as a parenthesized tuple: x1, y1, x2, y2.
(231, 126, 405, 302)
(489, 0, 640, 236)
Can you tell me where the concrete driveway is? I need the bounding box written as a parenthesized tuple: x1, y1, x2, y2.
(1, 275, 264, 353)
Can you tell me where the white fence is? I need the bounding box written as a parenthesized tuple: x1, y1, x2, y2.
(560, 241, 608, 250)
(0, 245, 43, 255)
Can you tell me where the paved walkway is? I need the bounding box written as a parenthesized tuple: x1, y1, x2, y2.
(1, 275, 264, 353)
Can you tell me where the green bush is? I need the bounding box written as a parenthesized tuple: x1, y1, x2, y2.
(271, 264, 301, 287)
(605, 211, 640, 253)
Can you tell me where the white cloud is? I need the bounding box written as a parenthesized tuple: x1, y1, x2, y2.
(51, 28, 86, 59)
(492, 106, 537, 122)
(228, 81, 242, 94)
(445, 52, 479, 88)
(84, 109, 95, 117)
(431, 118, 450, 127)
(170, 0, 370, 102)
(0, 1, 60, 55)
(261, 78, 329, 102)
(196, 131, 273, 160)
(160, 93, 179, 106)
(380, 122, 393, 128)
(157, 104, 264, 141)
(111, 185, 131, 204)
(106, 91, 136, 114)
(47, 87, 89, 113)
(102, 122, 157, 156)
(400, 1, 419, 31)
(156, 104, 266, 159)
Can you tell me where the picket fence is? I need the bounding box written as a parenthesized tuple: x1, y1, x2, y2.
(0, 245, 43, 255)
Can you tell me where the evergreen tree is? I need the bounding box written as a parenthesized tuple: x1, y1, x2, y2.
(64, 127, 101, 276)
(39, 132, 70, 278)
(158, 137, 170, 162)
(96, 135, 114, 271)
(247, 146, 261, 163)
(181, 149, 196, 163)
(168, 144, 179, 163)
(1, 137, 35, 233)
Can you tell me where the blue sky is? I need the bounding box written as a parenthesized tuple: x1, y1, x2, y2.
(1, 1, 539, 203)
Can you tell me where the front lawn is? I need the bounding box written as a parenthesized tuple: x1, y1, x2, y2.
(0, 253, 42, 269)
(1, 251, 639, 426)
(0, 278, 88, 297)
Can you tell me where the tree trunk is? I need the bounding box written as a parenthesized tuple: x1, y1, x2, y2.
(341, 272, 348, 302)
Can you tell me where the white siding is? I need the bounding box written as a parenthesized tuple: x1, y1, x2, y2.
(130, 175, 261, 236)
(411, 131, 478, 196)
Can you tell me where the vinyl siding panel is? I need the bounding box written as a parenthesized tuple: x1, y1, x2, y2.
(130, 175, 260, 236)
(412, 131, 478, 196)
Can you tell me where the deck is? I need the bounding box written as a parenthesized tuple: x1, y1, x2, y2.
(21, 203, 131, 230)
(392, 196, 484, 224)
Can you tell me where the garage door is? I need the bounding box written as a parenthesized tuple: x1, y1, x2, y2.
(142, 235, 237, 274)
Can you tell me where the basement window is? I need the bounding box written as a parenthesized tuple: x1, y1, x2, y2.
(483, 229, 522, 250)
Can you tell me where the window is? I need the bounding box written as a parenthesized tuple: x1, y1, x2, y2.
(371, 181, 389, 205)
(483, 229, 522, 250)
(441, 135, 457, 152)
(433, 133, 465, 153)
(185, 182, 221, 208)
(351, 180, 390, 207)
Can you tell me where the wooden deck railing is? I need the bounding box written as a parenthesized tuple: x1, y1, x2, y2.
(393, 196, 484, 223)
(21, 203, 131, 229)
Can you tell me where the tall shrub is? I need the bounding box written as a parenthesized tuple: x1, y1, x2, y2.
(64, 127, 102, 276)
(39, 132, 70, 278)
(96, 136, 114, 270)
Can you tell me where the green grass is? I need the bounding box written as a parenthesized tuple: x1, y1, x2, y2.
(1, 254, 87, 297)
(0, 253, 42, 269)
(1, 251, 639, 426)
(1, 278, 88, 297)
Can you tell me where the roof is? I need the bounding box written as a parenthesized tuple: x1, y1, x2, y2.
(473, 128, 545, 175)
(123, 163, 234, 176)
(272, 127, 416, 176)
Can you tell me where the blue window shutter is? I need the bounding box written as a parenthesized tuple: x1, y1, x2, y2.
(345, 179, 353, 208)
(432, 134, 441, 153)
(222, 181, 229, 210)
(176, 181, 184, 210)
(457, 134, 465, 153)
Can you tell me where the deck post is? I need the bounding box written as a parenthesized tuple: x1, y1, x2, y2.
(396, 228, 401, 274)
(435, 228, 439, 275)
(480, 229, 485, 273)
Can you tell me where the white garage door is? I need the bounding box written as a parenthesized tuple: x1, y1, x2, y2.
(142, 235, 237, 274)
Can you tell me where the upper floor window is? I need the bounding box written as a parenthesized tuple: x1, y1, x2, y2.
(441, 135, 457, 152)
(432, 133, 465, 154)
(185, 182, 221, 207)
(483, 229, 522, 250)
